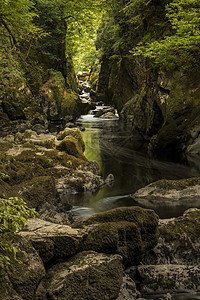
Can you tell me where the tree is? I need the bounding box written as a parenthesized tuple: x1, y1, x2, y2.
(0, 0, 42, 47)
(132, 0, 200, 68)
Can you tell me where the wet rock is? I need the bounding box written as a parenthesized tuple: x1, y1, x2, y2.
(130, 208, 200, 298)
(144, 208, 200, 266)
(99, 111, 117, 119)
(105, 173, 114, 186)
(93, 107, 115, 118)
(36, 251, 123, 300)
(0, 235, 45, 300)
(187, 137, 200, 155)
(132, 177, 200, 209)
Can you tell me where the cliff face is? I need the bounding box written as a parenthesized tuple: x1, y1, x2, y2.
(95, 1, 200, 153)
(0, 2, 80, 135)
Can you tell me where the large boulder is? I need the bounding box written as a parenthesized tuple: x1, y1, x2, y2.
(73, 207, 159, 265)
(56, 136, 84, 158)
(36, 251, 123, 300)
(144, 208, 200, 266)
(0, 235, 45, 300)
(132, 177, 200, 210)
(19, 218, 83, 264)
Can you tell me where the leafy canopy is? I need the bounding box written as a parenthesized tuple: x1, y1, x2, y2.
(132, 0, 200, 68)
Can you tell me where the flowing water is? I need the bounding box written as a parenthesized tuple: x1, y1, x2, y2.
(69, 106, 200, 220)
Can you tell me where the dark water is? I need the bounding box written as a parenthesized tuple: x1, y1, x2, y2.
(72, 113, 200, 219)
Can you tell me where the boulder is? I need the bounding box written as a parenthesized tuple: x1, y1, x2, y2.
(36, 251, 123, 300)
(56, 136, 85, 158)
(73, 207, 159, 265)
(127, 208, 200, 298)
(57, 127, 85, 151)
(0, 235, 45, 300)
(132, 177, 200, 209)
(99, 112, 117, 119)
(2, 101, 26, 121)
(142, 208, 200, 266)
(116, 274, 139, 300)
(19, 218, 83, 264)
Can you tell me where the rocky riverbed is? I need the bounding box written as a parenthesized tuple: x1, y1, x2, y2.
(2, 203, 200, 299)
(0, 126, 104, 225)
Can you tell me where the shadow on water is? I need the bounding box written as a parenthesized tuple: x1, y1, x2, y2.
(72, 116, 200, 219)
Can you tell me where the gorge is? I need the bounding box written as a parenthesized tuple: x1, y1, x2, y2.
(1, 0, 200, 299)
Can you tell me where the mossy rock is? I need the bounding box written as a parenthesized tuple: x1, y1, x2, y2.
(73, 207, 159, 265)
(36, 251, 123, 300)
(57, 128, 85, 151)
(160, 208, 200, 242)
(56, 136, 84, 158)
(150, 177, 200, 191)
(0, 234, 45, 300)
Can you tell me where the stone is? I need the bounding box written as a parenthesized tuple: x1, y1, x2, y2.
(19, 218, 83, 264)
(116, 274, 139, 300)
(136, 264, 200, 295)
(132, 177, 200, 209)
(146, 208, 200, 266)
(73, 206, 159, 265)
(99, 111, 117, 119)
(187, 136, 200, 155)
(56, 136, 84, 158)
(57, 127, 85, 151)
(131, 208, 200, 297)
(0, 235, 45, 300)
(36, 251, 123, 300)
(2, 101, 26, 121)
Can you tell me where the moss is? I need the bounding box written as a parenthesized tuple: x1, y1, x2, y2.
(73, 207, 159, 265)
(160, 209, 200, 242)
(56, 136, 85, 159)
(82, 221, 142, 265)
(151, 177, 200, 190)
(57, 128, 85, 151)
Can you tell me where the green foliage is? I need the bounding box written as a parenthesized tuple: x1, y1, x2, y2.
(0, 197, 39, 272)
(0, 0, 43, 46)
(132, 0, 200, 68)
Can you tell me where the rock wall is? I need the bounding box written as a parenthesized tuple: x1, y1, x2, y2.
(0, 2, 81, 136)
(95, 2, 200, 154)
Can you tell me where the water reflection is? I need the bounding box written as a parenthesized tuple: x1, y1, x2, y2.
(75, 117, 200, 219)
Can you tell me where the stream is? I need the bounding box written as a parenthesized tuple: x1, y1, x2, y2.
(66, 81, 200, 221)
